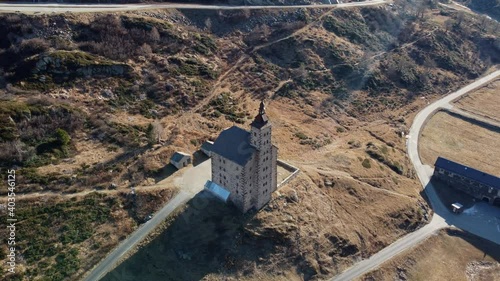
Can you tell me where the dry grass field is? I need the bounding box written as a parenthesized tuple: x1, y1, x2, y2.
(419, 111, 500, 176)
(454, 79, 500, 122)
(359, 229, 500, 281)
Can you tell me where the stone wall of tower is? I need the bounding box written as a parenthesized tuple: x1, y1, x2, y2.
(212, 153, 250, 212)
(270, 145, 278, 193)
(250, 125, 271, 148)
(239, 156, 256, 213)
(249, 123, 275, 210)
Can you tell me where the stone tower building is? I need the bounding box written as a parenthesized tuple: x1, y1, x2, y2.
(210, 101, 278, 213)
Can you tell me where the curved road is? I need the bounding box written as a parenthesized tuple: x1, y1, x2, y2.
(0, 0, 388, 13)
(330, 69, 500, 281)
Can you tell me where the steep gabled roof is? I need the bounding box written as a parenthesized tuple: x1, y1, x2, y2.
(201, 140, 213, 151)
(250, 100, 269, 129)
(435, 157, 500, 189)
(211, 126, 255, 166)
(170, 152, 190, 163)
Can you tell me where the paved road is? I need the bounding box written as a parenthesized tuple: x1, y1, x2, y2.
(331, 215, 447, 281)
(82, 159, 211, 281)
(329, 69, 500, 281)
(0, 0, 389, 13)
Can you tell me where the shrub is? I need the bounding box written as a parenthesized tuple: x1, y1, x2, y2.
(18, 38, 50, 56)
(381, 145, 389, 154)
(55, 128, 71, 146)
(295, 132, 308, 140)
(362, 158, 372, 168)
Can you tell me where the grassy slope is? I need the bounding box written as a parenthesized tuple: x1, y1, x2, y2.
(0, 2, 499, 280)
(359, 229, 500, 281)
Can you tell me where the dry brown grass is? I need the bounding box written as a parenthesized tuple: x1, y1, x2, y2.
(359, 229, 500, 281)
(419, 111, 500, 175)
(454, 79, 500, 122)
(36, 137, 124, 175)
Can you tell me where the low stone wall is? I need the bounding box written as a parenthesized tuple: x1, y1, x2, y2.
(442, 108, 500, 133)
(277, 159, 300, 188)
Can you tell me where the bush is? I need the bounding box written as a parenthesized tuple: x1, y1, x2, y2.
(295, 132, 308, 140)
(18, 38, 50, 56)
(55, 128, 71, 146)
(362, 158, 372, 168)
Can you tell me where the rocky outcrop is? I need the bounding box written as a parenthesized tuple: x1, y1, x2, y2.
(17, 51, 132, 84)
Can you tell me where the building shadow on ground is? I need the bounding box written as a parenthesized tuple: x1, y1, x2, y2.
(151, 164, 178, 183)
(444, 228, 500, 261)
(192, 150, 209, 167)
(101, 191, 282, 281)
(420, 178, 500, 245)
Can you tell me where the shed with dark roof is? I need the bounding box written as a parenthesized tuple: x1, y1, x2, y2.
(170, 152, 191, 169)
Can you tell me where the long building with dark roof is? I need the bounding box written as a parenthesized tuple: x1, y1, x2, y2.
(210, 101, 278, 213)
(433, 157, 500, 207)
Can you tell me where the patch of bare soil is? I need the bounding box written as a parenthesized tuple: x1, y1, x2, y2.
(359, 228, 500, 281)
(36, 136, 124, 176)
(419, 111, 500, 176)
(454, 79, 500, 122)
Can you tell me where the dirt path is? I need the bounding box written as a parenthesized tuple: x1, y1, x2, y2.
(182, 5, 355, 120)
(16, 182, 175, 201)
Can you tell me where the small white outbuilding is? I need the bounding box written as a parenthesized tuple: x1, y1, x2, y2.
(170, 152, 191, 169)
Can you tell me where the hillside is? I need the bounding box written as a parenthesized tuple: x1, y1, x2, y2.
(458, 0, 500, 21)
(1, 0, 499, 280)
(361, 229, 500, 281)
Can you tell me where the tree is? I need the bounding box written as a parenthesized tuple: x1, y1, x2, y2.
(137, 43, 152, 57)
(204, 18, 212, 31)
(479, 16, 490, 32)
(18, 38, 50, 56)
(146, 121, 163, 145)
(55, 128, 71, 146)
(150, 27, 160, 42)
(260, 24, 271, 41)
(416, 2, 427, 20)
(423, 57, 437, 69)
(242, 8, 251, 19)
(456, 11, 466, 28)
(444, 19, 455, 32)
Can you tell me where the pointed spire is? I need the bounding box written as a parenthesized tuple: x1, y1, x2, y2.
(251, 99, 269, 128)
(259, 99, 266, 115)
